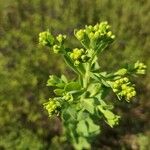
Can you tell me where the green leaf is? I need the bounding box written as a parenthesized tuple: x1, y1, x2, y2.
(47, 75, 60, 86)
(101, 79, 110, 87)
(63, 55, 80, 75)
(82, 98, 95, 114)
(61, 74, 68, 83)
(81, 38, 90, 50)
(96, 41, 108, 54)
(87, 83, 101, 97)
(77, 110, 89, 121)
(100, 86, 110, 99)
(86, 117, 100, 134)
(77, 120, 89, 137)
(47, 75, 64, 88)
(97, 105, 120, 127)
(74, 137, 90, 150)
(54, 89, 64, 96)
(99, 71, 107, 77)
(91, 68, 101, 73)
(56, 83, 65, 88)
(61, 106, 77, 122)
(91, 73, 110, 87)
(77, 64, 86, 74)
(65, 82, 81, 92)
(99, 99, 114, 110)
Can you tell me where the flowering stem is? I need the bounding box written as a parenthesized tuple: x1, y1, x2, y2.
(83, 62, 91, 88)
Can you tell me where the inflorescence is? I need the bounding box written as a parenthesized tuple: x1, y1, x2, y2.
(75, 21, 115, 50)
(134, 61, 147, 75)
(108, 77, 136, 101)
(39, 22, 146, 116)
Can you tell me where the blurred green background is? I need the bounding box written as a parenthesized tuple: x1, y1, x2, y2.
(0, 0, 150, 149)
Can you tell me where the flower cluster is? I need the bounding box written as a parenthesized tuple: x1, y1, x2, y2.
(109, 77, 136, 101)
(62, 93, 73, 103)
(39, 31, 54, 47)
(134, 61, 147, 75)
(53, 34, 66, 54)
(69, 48, 89, 65)
(47, 75, 64, 87)
(56, 34, 66, 44)
(44, 93, 74, 117)
(39, 31, 67, 54)
(43, 98, 61, 117)
(75, 21, 115, 50)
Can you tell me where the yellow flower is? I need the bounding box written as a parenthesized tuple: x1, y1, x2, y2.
(110, 77, 136, 101)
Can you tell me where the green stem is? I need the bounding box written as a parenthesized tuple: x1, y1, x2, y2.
(83, 62, 91, 88)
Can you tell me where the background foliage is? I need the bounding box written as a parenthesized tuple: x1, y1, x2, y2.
(0, 0, 149, 149)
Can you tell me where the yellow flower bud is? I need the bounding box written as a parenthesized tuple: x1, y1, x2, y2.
(94, 24, 99, 31)
(134, 61, 147, 74)
(39, 31, 54, 47)
(73, 48, 82, 60)
(111, 35, 115, 39)
(75, 30, 85, 40)
(56, 34, 66, 43)
(107, 31, 112, 37)
(88, 32, 94, 39)
(121, 84, 127, 90)
(111, 77, 136, 101)
(94, 31, 100, 39)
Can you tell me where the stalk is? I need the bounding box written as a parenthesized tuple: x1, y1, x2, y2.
(83, 62, 91, 88)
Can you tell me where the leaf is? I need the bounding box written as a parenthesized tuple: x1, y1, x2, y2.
(77, 120, 89, 137)
(98, 99, 114, 110)
(74, 137, 90, 150)
(47, 75, 60, 86)
(63, 55, 80, 75)
(61, 74, 68, 83)
(86, 117, 100, 135)
(77, 64, 86, 74)
(100, 86, 110, 99)
(62, 106, 77, 121)
(87, 83, 101, 97)
(54, 89, 64, 96)
(96, 42, 108, 53)
(103, 110, 120, 127)
(90, 38, 97, 50)
(65, 82, 81, 92)
(99, 72, 107, 77)
(56, 83, 65, 88)
(82, 98, 95, 114)
(91, 68, 101, 73)
(91, 73, 110, 87)
(91, 56, 99, 68)
(97, 105, 120, 127)
(67, 107, 77, 120)
(82, 34, 90, 48)
(101, 79, 110, 87)
(47, 75, 65, 88)
(77, 110, 89, 121)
